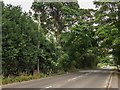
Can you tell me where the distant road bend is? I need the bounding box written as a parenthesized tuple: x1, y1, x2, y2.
(2, 69, 119, 90)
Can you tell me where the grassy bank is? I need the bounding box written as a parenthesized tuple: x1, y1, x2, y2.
(2, 69, 85, 85)
(2, 73, 45, 85)
(2, 70, 66, 85)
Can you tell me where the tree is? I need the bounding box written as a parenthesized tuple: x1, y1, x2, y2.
(2, 3, 38, 76)
(61, 15, 98, 69)
(94, 1, 120, 67)
(31, 2, 81, 71)
(31, 2, 80, 44)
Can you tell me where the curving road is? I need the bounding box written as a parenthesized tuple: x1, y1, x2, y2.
(2, 69, 118, 90)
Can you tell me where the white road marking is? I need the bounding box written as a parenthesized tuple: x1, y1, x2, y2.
(68, 76, 81, 81)
(40, 86, 52, 90)
(108, 73, 113, 88)
(68, 73, 90, 82)
(104, 71, 113, 88)
(45, 85, 52, 88)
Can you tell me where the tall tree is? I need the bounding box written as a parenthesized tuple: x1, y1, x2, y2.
(94, 1, 120, 67)
(31, 2, 80, 44)
(2, 3, 38, 76)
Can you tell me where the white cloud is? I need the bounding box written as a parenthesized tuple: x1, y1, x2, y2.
(3, 0, 95, 12)
(78, 0, 95, 9)
(3, 0, 34, 12)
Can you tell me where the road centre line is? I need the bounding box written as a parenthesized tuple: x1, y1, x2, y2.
(68, 73, 90, 82)
(107, 72, 113, 89)
(104, 71, 113, 88)
(45, 85, 52, 88)
(40, 85, 52, 90)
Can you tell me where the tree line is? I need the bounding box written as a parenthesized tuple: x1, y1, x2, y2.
(2, 1, 120, 77)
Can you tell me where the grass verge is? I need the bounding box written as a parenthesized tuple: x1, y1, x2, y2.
(2, 69, 81, 85)
(2, 70, 66, 85)
(2, 73, 46, 85)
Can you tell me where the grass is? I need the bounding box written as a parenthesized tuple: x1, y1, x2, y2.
(2, 73, 46, 85)
(2, 69, 84, 85)
(2, 70, 66, 85)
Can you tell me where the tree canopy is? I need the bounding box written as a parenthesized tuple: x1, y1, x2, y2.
(2, 1, 120, 77)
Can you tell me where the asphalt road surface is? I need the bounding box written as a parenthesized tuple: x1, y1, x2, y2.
(2, 69, 119, 90)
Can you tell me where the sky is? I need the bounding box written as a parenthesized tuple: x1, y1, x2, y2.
(3, 0, 96, 12)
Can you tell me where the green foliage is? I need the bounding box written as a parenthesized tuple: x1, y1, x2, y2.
(2, 1, 120, 83)
(2, 73, 45, 85)
(60, 18, 98, 69)
(2, 4, 38, 76)
(31, 2, 80, 44)
(94, 2, 120, 67)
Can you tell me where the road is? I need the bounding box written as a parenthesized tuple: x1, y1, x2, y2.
(2, 69, 119, 90)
